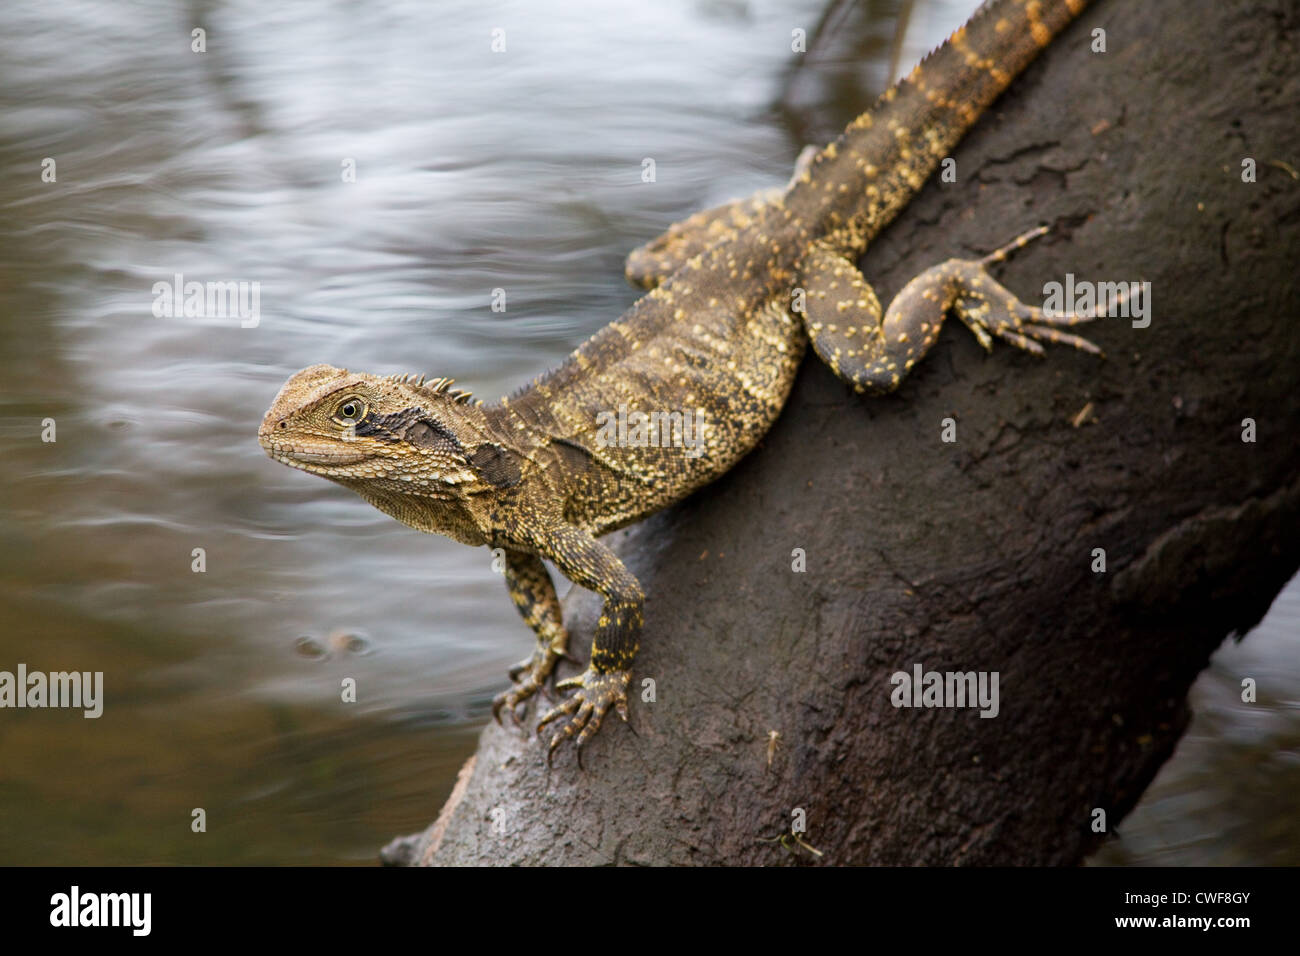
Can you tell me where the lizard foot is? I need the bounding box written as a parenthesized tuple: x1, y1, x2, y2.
(536, 667, 630, 764)
(955, 225, 1105, 357)
(492, 637, 571, 727)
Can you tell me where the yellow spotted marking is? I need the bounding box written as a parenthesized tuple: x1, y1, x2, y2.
(1025, 0, 1051, 47)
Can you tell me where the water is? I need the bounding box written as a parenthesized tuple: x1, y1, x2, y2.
(1, 0, 1295, 865)
(1091, 581, 1300, 867)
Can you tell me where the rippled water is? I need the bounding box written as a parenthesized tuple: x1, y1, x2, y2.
(1, 0, 1295, 864)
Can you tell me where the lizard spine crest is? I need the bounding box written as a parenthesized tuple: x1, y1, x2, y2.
(381, 373, 477, 405)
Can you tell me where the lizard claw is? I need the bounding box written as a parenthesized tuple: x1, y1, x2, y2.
(536, 667, 631, 763)
(506, 658, 530, 682)
(952, 257, 1104, 358)
(493, 637, 568, 727)
(951, 225, 1106, 357)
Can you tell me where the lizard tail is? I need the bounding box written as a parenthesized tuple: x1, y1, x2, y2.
(885, 0, 1090, 136)
(785, 0, 1091, 250)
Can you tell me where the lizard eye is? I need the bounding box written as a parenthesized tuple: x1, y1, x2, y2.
(333, 397, 367, 427)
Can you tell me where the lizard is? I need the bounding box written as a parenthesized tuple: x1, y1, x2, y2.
(259, 0, 1101, 762)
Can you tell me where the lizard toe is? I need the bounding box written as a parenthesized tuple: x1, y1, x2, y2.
(537, 667, 631, 761)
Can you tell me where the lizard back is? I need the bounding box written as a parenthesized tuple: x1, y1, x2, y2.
(494, 0, 1089, 534)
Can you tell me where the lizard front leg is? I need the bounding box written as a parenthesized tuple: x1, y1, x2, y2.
(798, 226, 1102, 395)
(492, 550, 571, 725)
(523, 524, 644, 761)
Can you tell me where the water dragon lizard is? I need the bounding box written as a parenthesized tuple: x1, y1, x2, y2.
(260, 0, 1100, 762)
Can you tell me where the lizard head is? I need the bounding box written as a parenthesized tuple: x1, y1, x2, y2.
(258, 364, 488, 494)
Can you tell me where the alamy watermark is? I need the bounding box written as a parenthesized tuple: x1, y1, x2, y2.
(890, 663, 999, 718)
(152, 273, 260, 327)
(0, 664, 102, 718)
(50, 886, 150, 936)
(1042, 273, 1150, 329)
(595, 403, 707, 459)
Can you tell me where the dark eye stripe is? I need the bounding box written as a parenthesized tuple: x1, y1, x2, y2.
(353, 406, 463, 456)
(403, 420, 460, 451)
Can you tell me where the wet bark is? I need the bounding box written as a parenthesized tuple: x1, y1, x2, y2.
(386, 0, 1300, 865)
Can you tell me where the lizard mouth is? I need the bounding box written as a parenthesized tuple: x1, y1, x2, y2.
(260, 437, 371, 468)
(281, 449, 369, 466)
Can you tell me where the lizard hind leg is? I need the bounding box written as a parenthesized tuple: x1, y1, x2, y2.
(624, 192, 778, 290)
(624, 146, 819, 290)
(796, 227, 1102, 396)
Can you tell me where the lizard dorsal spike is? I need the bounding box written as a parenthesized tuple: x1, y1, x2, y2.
(418, 376, 475, 405)
(385, 372, 439, 387)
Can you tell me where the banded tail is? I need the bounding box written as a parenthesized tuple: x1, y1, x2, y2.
(785, 0, 1091, 253)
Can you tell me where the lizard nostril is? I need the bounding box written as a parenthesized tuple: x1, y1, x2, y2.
(278, 421, 286, 429)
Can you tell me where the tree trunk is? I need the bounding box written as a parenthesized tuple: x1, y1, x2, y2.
(385, 0, 1300, 866)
